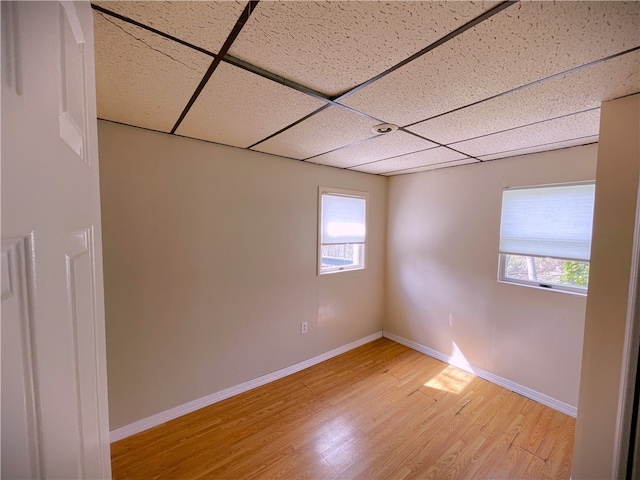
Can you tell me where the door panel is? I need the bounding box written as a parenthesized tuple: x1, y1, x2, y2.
(1, 2, 111, 478)
(59, 2, 89, 162)
(65, 228, 104, 479)
(1, 237, 42, 479)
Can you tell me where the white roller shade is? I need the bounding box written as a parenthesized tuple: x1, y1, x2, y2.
(321, 193, 366, 245)
(499, 183, 595, 261)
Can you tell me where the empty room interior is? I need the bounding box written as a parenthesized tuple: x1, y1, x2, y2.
(81, 0, 640, 478)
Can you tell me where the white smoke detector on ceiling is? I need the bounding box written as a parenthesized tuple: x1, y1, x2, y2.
(371, 123, 399, 135)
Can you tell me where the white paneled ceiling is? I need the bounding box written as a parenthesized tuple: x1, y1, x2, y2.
(253, 106, 380, 160)
(229, 1, 498, 96)
(450, 109, 602, 158)
(354, 147, 471, 175)
(175, 63, 325, 148)
(388, 158, 480, 176)
(94, 11, 212, 133)
(307, 131, 437, 169)
(340, 1, 640, 125)
(93, 1, 247, 53)
(478, 136, 601, 162)
(93, 1, 640, 176)
(407, 50, 640, 145)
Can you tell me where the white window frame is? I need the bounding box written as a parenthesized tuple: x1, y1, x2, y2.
(497, 181, 595, 295)
(318, 186, 368, 275)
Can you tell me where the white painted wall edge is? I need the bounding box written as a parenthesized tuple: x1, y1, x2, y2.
(109, 331, 383, 442)
(382, 331, 578, 418)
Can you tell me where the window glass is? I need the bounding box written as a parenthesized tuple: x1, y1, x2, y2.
(503, 254, 590, 290)
(498, 182, 595, 294)
(319, 187, 367, 274)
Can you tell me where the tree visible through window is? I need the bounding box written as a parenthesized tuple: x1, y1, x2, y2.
(503, 255, 590, 289)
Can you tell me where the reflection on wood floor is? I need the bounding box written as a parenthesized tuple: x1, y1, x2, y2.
(111, 337, 574, 479)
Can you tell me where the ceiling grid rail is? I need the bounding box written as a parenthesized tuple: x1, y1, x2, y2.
(92, 1, 639, 174)
(169, 0, 260, 134)
(330, 0, 519, 103)
(247, 0, 520, 152)
(402, 45, 640, 129)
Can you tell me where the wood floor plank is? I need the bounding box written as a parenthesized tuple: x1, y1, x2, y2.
(110, 338, 575, 480)
(488, 445, 533, 479)
(456, 412, 527, 479)
(544, 414, 576, 479)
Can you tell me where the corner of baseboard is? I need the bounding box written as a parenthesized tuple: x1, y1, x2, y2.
(382, 331, 578, 418)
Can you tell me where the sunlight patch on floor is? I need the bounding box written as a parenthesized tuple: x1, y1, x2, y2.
(423, 342, 475, 394)
(424, 365, 474, 394)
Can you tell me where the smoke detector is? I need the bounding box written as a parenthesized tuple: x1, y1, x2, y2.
(371, 123, 398, 135)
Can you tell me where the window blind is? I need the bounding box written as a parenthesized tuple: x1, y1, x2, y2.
(499, 183, 595, 261)
(321, 193, 366, 245)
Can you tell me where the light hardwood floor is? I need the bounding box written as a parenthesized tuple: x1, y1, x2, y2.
(111, 338, 574, 479)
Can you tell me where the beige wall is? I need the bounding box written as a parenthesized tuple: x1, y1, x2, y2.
(98, 121, 387, 429)
(572, 94, 640, 479)
(385, 145, 598, 408)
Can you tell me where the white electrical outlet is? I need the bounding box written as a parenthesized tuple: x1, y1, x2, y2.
(300, 322, 308, 334)
(449, 313, 453, 326)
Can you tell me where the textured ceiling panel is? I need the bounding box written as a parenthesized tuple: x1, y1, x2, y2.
(252, 106, 380, 160)
(407, 50, 640, 145)
(385, 159, 479, 176)
(478, 136, 600, 162)
(307, 131, 436, 169)
(229, 1, 498, 96)
(94, 11, 212, 133)
(350, 147, 469, 175)
(341, 1, 640, 126)
(176, 63, 326, 148)
(93, 1, 247, 53)
(451, 110, 601, 158)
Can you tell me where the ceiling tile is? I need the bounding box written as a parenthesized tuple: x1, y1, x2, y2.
(341, 1, 640, 126)
(451, 110, 601, 158)
(94, 11, 212, 133)
(229, 1, 499, 96)
(350, 147, 469, 175)
(93, 1, 247, 53)
(407, 50, 640, 145)
(175, 63, 326, 148)
(252, 106, 380, 160)
(385, 159, 479, 176)
(478, 136, 600, 162)
(306, 131, 436, 169)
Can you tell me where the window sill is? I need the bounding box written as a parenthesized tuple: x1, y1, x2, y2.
(319, 266, 365, 275)
(497, 279, 587, 297)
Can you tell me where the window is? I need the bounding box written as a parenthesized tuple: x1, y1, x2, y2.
(318, 187, 367, 274)
(498, 182, 595, 294)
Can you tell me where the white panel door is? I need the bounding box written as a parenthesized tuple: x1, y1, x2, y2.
(1, 1, 111, 478)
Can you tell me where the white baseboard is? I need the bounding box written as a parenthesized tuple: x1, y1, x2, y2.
(109, 331, 383, 442)
(382, 331, 578, 418)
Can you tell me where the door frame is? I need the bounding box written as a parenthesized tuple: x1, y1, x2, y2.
(614, 182, 640, 478)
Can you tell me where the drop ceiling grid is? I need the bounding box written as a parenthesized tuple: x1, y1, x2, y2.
(175, 62, 326, 148)
(307, 131, 437, 169)
(385, 158, 480, 176)
(92, 1, 639, 176)
(451, 109, 601, 158)
(340, 1, 640, 127)
(478, 136, 601, 162)
(228, 1, 500, 97)
(407, 50, 640, 145)
(252, 106, 381, 160)
(92, 0, 247, 54)
(93, 11, 213, 133)
(350, 147, 470, 175)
